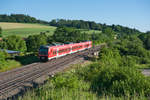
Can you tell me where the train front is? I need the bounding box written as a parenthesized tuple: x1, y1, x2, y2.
(38, 46, 49, 61)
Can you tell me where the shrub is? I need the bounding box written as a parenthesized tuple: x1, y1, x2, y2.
(0, 51, 5, 69)
(91, 66, 150, 96)
(0, 51, 6, 62)
(99, 47, 122, 67)
(51, 73, 79, 90)
(121, 56, 136, 67)
(76, 62, 101, 81)
(1, 35, 27, 52)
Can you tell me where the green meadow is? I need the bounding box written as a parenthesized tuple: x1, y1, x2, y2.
(3, 28, 56, 37)
(0, 22, 56, 37)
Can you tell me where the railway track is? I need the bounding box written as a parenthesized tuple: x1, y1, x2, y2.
(0, 45, 102, 100)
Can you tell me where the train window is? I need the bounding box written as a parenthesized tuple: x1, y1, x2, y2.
(39, 47, 48, 55)
(67, 48, 71, 51)
(53, 50, 57, 55)
(58, 49, 65, 53)
(72, 46, 77, 50)
(72, 45, 82, 50)
(58, 49, 62, 53)
(85, 44, 89, 48)
(58, 48, 70, 53)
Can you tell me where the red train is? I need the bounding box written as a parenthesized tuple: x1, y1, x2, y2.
(38, 41, 92, 61)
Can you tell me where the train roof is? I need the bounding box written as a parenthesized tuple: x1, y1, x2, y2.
(40, 41, 91, 48)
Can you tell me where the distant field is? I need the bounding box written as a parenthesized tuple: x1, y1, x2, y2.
(0, 22, 56, 37)
(80, 29, 101, 34)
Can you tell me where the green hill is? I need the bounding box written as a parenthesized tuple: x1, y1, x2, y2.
(0, 22, 56, 37)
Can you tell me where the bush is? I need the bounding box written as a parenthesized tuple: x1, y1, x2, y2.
(15, 54, 39, 65)
(121, 56, 137, 67)
(76, 62, 101, 81)
(51, 73, 80, 90)
(91, 66, 150, 96)
(0, 51, 5, 69)
(89, 45, 150, 96)
(99, 47, 122, 67)
(1, 35, 27, 52)
(0, 51, 6, 62)
(107, 36, 150, 66)
(139, 57, 150, 64)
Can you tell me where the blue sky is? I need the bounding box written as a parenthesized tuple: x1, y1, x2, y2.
(0, 0, 150, 32)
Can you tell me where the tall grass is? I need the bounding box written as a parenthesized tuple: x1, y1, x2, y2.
(0, 60, 21, 72)
(18, 80, 148, 100)
(18, 61, 149, 100)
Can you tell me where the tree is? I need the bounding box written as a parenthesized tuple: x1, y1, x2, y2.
(145, 35, 150, 50)
(47, 36, 54, 44)
(80, 32, 90, 41)
(49, 19, 57, 26)
(26, 34, 47, 52)
(0, 14, 49, 24)
(146, 31, 150, 34)
(2, 35, 27, 52)
(53, 27, 88, 43)
(0, 27, 2, 37)
(102, 27, 116, 39)
(53, 27, 68, 42)
(138, 32, 150, 50)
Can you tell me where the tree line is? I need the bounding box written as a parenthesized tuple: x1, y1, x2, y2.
(0, 14, 49, 24)
(49, 19, 143, 35)
(138, 31, 150, 50)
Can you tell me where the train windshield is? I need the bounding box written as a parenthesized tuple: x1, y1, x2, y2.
(39, 47, 48, 55)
